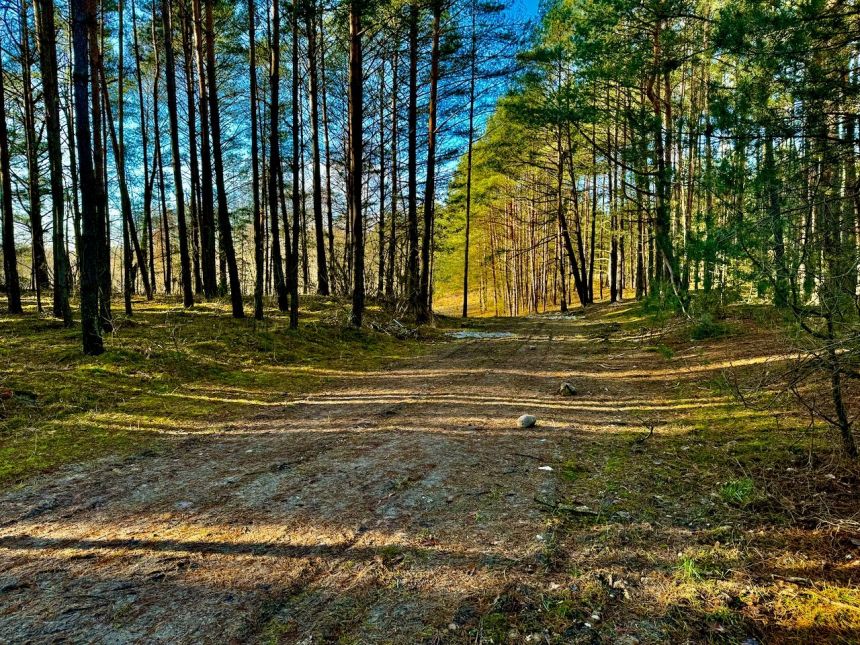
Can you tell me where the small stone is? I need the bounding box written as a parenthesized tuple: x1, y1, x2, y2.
(448, 623, 458, 631)
(518, 414, 537, 428)
(558, 381, 577, 396)
(175, 500, 193, 510)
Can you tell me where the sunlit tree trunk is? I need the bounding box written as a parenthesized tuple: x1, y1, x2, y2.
(192, 0, 217, 296)
(0, 48, 23, 315)
(249, 0, 263, 320)
(203, 0, 243, 316)
(406, 3, 419, 315)
(33, 0, 73, 322)
(305, 1, 329, 296)
(19, 0, 50, 299)
(348, 0, 364, 327)
(288, 0, 301, 328)
(266, 0, 288, 311)
(161, 0, 194, 306)
(90, 8, 112, 330)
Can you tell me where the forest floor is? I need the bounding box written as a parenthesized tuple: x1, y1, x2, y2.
(1, 298, 859, 643)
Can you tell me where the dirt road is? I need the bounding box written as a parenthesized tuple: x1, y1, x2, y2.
(0, 309, 832, 643)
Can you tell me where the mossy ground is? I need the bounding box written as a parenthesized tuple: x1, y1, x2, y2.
(1, 296, 858, 643)
(0, 295, 422, 486)
(442, 303, 860, 644)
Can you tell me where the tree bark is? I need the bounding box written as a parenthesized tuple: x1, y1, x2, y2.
(406, 3, 419, 315)
(71, 0, 104, 354)
(161, 0, 194, 306)
(305, 0, 329, 296)
(33, 0, 73, 322)
(90, 7, 112, 330)
(192, 0, 217, 296)
(267, 0, 289, 311)
(19, 0, 50, 297)
(417, 0, 441, 324)
(203, 0, 243, 316)
(462, 1, 476, 317)
(249, 0, 263, 319)
(348, 0, 364, 327)
(288, 0, 301, 327)
(0, 48, 23, 314)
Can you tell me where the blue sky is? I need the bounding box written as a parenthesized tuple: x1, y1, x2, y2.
(506, 0, 541, 21)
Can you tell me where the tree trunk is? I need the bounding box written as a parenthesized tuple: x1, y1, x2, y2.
(386, 53, 398, 299)
(132, 0, 157, 293)
(348, 0, 364, 327)
(19, 0, 50, 296)
(0, 48, 23, 314)
(249, 0, 263, 319)
(90, 8, 112, 330)
(417, 0, 441, 324)
(71, 0, 103, 354)
(192, 0, 217, 296)
(288, 0, 301, 328)
(33, 0, 73, 322)
(377, 59, 386, 298)
(161, 0, 194, 306)
(462, 1, 476, 318)
(305, 1, 329, 296)
(203, 0, 243, 316)
(181, 0, 203, 294)
(318, 13, 336, 289)
(265, 0, 289, 311)
(99, 64, 153, 306)
(406, 3, 419, 316)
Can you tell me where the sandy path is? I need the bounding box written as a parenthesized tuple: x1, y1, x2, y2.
(0, 311, 672, 643)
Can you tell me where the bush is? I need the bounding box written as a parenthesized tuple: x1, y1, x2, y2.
(690, 313, 732, 340)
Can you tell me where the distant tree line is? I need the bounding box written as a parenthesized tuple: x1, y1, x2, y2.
(436, 0, 860, 456)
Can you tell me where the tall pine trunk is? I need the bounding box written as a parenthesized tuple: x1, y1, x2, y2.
(288, 0, 301, 328)
(90, 9, 112, 330)
(19, 0, 50, 297)
(406, 3, 419, 315)
(268, 0, 289, 311)
(204, 0, 243, 316)
(348, 0, 364, 327)
(0, 48, 23, 314)
(71, 0, 104, 354)
(34, 0, 73, 322)
(417, 0, 441, 324)
(162, 0, 194, 306)
(249, 0, 263, 320)
(305, 1, 329, 295)
(192, 0, 217, 296)
(181, 0, 203, 294)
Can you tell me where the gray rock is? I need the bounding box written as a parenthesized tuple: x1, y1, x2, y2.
(558, 381, 577, 396)
(517, 414, 537, 428)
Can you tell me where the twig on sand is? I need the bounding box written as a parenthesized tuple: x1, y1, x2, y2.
(513, 452, 542, 461)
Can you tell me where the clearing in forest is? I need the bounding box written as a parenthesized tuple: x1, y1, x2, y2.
(0, 302, 858, 643)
